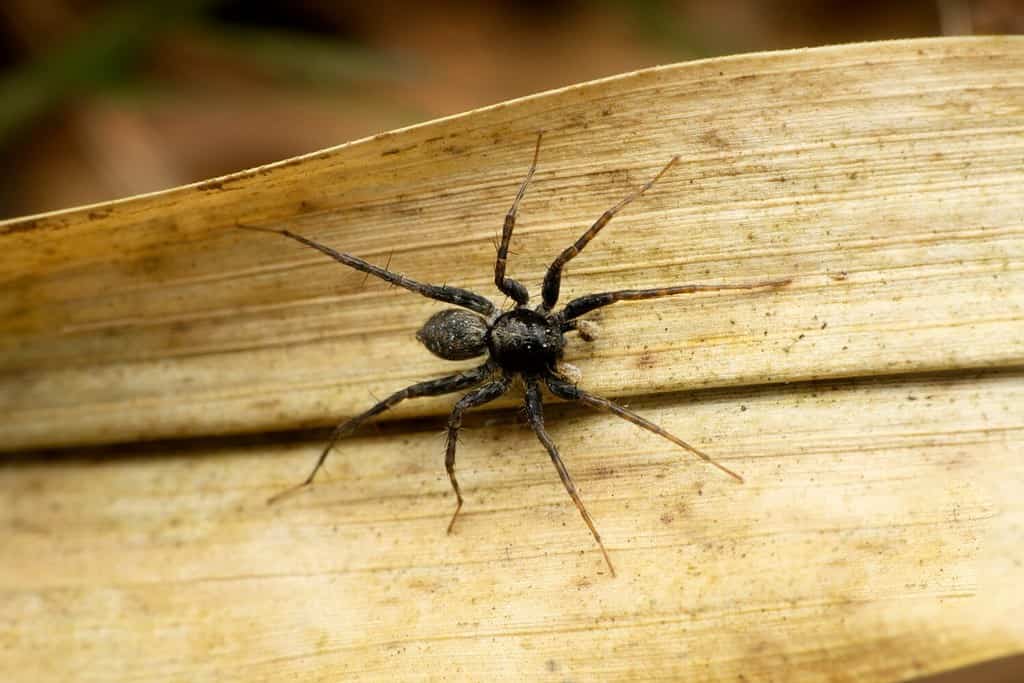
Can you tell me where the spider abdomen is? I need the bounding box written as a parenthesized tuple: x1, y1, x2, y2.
(487, 308, 565, 374)
(416, 309, 490, 360)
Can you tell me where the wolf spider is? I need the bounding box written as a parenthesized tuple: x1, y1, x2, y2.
(243, 133, 790, 575)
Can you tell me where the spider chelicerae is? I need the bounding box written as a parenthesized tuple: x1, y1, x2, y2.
(243, 133, 790, 575)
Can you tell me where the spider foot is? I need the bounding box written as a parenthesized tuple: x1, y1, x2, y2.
(266, 480, 312, 506)
(446, 498, 464, 535)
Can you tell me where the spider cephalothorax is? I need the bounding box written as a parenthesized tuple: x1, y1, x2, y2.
(244, 133, 790, 575)
(486, 308, 565, 373)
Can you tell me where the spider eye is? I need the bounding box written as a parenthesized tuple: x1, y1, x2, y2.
(416, 309, 489, 360)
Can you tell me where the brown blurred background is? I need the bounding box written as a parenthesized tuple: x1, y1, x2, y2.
(0, 0, 1020, 219)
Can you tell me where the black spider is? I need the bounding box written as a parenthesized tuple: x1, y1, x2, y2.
(242, 134, 790, 575)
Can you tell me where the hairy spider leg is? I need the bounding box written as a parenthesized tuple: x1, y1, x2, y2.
(539, 155, 680, 312)
(267, 363, 495, 505)
(545, 376, 743, 483)
(444, 377, 513, 534)
(237, 223, 496, 316)
(494, 132, 543, 305)
(524, 379, 616, 576)
(559, 278, 793, 322)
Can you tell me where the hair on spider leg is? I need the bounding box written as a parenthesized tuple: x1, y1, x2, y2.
(491, 232, 521, 257)
(361, 251, 394, 288)
(244, 133, 791, 576)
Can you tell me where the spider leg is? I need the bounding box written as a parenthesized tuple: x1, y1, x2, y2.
(560, 278, 792, 322)
(267, 362, 494, 505)
(238, 224, 496, 316)
(494, 133, 543, 305)
(539, 156, 679, 312)
(545, 375, 744, 483)
(524, 379, 615, 576)
(444, 376, 512, 534)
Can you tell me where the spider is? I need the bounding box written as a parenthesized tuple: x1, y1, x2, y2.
(242, 133, 790, 575)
